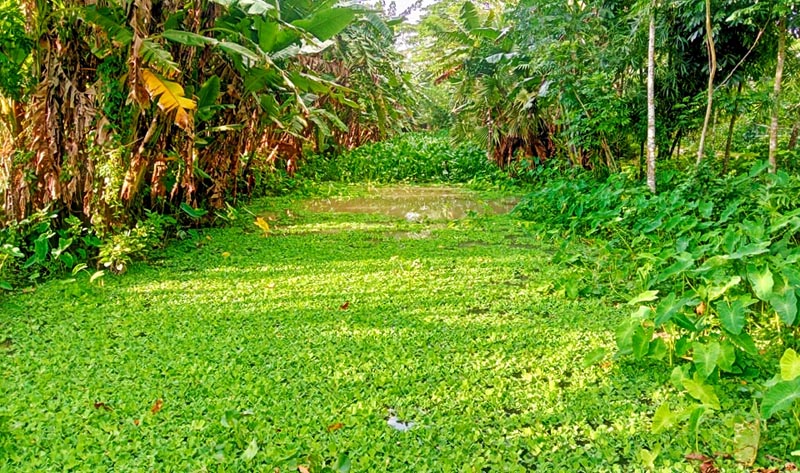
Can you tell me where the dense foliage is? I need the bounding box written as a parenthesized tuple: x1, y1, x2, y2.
(0, 0, 414, 228)
(301, 132, 528, 187)
(516, 162, 800, 464)
(410, 0, 797, 175)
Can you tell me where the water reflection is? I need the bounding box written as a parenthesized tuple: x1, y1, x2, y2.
(305, 186, 519, 220)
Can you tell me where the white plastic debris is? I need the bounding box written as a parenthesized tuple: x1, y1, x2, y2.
(387, 416, 415, 432)
(405, 211, 423, 222)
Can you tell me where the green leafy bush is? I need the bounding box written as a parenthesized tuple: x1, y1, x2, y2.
(301, 132, 520, 188)
(0, 210, 101, 289)
(516, 162, 800, 441)
(97, 211, 176, 274)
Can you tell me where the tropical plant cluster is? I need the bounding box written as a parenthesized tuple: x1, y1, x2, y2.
(516, 162, 800, 463)
(0, 0, 418, 288)
(301, 132, 528, 188)
(411, 0, 797, 182)
(0, 0, 413, 227)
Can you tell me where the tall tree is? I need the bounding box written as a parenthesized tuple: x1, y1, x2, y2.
(646, 0, 657, 193)
(697, 0, 717, 164)
(769, 16, 787, 173)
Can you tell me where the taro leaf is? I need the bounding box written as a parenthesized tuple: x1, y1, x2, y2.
(715, 298, 747, 335)
(675, 336, 691, 357)
(628, 290, 659, 305)
(780, 349, 800, 381)
(582, 347, 608, 367)
(733, 418, 760, 466)
(615, 318, 638, 354)
(747, 264, 773, 301)
(657, 253, 695, 283)
(698, 201, 714, 219)
(761, 378, 800, 419)
(729, 241, 770, 260)
(693, 341, 721, 379)
(687, 405, 707, 439)
(35, 237, 49, 263)
(632, 325, 652, 360)
(672, 312, 698, 332)
(707, 276, 742, 301)
(651, 402, 678, 434)
(695, 255, 731, 273)
(654, 292, 681, 327)
(648, 337, 668, 360)
(717, 340, 736, 372)
(241, 438, 259, 461)
(725, 330, 758, 356)
(683, 376, 720, 410)
(671, 365, 690, 390)
(769, 289, 797, 326)
(180, 202, 208, 219)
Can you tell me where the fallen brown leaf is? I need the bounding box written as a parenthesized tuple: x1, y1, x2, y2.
(298, 467, 310, 473)
(696, 301, 706, 315)
(327, 422, 344, 432)
(133, 419, 140, 426)
(700, 460, 720, 473)
(340, 301, 350, 310)
(94, 402, 113, 412)
(686, 453, 712, 462)
(151, 398, 163, 414)
(787, 463, 798, 471)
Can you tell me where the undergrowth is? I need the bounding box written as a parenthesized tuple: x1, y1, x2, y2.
(516, 161, 800, 467)
(300, 132, 531, 189)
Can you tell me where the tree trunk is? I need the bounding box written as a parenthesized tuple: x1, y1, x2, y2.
(769, 17, 786, 173)
(788, 121, 800, 151)
(669, 128, 682, 159)
(646, 0, 657, 193)
(723, 82, 743, 173)
(697, 0, 716, 165)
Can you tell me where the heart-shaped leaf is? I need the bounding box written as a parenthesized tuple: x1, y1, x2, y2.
(781, 349, 800, 381)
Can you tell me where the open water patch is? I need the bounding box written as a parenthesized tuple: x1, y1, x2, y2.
(304, 186, 519, 221)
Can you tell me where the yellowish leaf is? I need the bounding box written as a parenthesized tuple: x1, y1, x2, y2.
(222, 252, 231, 258)
(255, 217, 271, 235)
(141, 69, 196, 132)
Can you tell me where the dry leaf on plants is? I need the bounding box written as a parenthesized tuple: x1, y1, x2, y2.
(327, 422, 344, 432)
(151, 398, 164, 414)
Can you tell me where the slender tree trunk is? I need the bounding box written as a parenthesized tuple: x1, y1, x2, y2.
(646, 0, 657, 193)
(723, 82, 743, 173)
(788, 121, 800, 151)
(669, 128, 682, 159)
(769, 17, 786, 173)
(697, 0, 716, 165)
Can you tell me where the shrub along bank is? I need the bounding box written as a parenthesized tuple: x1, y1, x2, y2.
(516, 161, 800, 464)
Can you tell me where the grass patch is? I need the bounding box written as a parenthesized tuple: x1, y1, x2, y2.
(0, 184, 783, 471)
